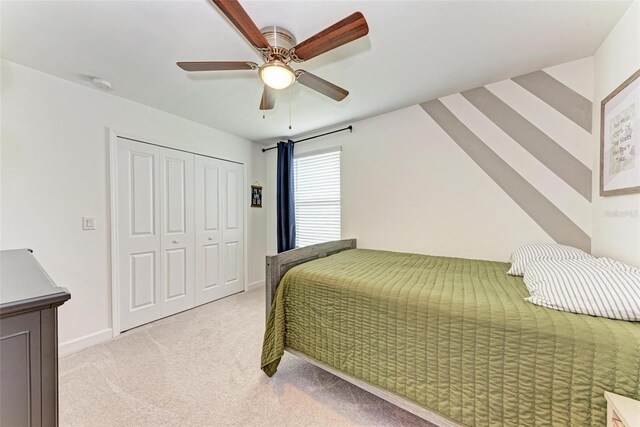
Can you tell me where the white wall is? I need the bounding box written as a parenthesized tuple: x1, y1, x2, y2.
(266, 59, 593, 262)
(591, 1, 640, 266)
(263, 107, 537, 261)
(0, 60, 266, 350)
(248, 144, 267, 287)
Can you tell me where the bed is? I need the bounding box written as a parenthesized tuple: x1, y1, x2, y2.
(261, 240, 640, 426)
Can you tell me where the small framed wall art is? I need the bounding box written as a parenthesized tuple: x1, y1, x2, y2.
(251, 183, 263, 208)
(600, 68, 640, 196)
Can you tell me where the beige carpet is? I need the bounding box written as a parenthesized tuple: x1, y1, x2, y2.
(59, 288, 433, 426)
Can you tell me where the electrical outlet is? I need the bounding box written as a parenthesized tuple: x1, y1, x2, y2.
(83, 216, 96, 230)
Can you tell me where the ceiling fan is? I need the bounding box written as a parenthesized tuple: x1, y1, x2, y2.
(177, 0, 369, 111)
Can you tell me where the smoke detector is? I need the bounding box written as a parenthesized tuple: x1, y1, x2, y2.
(89, 77, 113, 91)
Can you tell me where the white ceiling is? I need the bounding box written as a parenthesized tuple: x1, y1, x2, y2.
(1, 0, 631, 143)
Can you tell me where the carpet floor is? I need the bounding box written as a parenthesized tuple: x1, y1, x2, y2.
(59, 288, 433, 426)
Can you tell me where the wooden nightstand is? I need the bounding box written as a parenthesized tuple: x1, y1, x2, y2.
(605, 391, 640, 427)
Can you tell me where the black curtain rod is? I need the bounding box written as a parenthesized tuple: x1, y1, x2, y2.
(261, 125, 352, 152)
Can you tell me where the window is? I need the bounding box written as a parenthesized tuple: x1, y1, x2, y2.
(293, 148, 341, 248)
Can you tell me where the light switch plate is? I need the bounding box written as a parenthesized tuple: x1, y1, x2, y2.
(83, 216, 96, 230)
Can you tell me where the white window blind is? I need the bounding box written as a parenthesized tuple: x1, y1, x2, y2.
(294, 148, 341, 248)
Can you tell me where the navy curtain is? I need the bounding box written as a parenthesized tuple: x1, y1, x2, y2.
(277, 140, 296, 252)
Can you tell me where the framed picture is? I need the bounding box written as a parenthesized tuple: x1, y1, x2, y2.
(600, 68, 640, 196)
(251, 184, 262, 208)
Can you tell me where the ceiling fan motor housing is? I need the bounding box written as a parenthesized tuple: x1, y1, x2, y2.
(260, 26, 297, 61)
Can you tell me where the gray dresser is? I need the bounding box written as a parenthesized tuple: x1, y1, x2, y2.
(0, 249, 71, 427)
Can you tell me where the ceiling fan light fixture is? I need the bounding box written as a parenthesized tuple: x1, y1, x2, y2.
(259, 60, 296, 90)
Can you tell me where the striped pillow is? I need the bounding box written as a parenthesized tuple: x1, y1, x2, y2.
(508, 243, 591, 276)
(523, 258, 640, 321)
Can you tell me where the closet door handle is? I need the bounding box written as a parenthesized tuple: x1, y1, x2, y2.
(172, 240, 178, 244)
(208, 237, 213, 241)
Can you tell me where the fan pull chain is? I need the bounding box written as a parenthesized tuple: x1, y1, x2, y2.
(288, 85, 292, 130)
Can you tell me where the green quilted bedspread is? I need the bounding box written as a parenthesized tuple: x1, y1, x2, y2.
(261, 249, 640, 426)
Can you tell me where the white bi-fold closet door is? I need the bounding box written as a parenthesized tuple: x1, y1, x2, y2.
(116, 137, 244, 331)
(194, 156, 244, 306)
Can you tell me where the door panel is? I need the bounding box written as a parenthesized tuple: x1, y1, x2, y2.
(204, 166, 220, 231)
(222, 163, 244, 295)
(131, 153, 155, 236)
(159, 147, 195, 316)
(225, 242, 239, 284)
(195, 156, 244, 304)
(195, 156, 223, 304)
(204, 244, 220, 289)
(130, 251, 156, 310)
(226, 169, 239, 230)
(165, 248, 187, 300)
(118, 138, 161, 330)
(165, 159, 187, 234)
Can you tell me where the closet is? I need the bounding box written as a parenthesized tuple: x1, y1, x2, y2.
(116, 137, 244, 331)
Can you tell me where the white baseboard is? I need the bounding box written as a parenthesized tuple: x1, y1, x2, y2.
(247, 280, 265, 291)
(58, 328, 113, 357)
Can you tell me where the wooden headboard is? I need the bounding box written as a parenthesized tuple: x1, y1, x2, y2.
(264, 239, 357, 318)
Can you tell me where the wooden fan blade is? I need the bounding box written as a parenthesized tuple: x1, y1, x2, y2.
(177, 61, 258, 72)
(291, 12, 368, 62)
(212, 0, 270, 50)
(259, 85, 276, 110)
(296, 70, 349, 101)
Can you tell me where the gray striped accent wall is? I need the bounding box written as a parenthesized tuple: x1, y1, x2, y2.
(460, 87, 592, 201)
(512, 70, 593, 133)
(420, 66, 593, 251)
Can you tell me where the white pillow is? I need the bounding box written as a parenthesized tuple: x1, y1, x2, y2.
(508, 243, 591, 276)
(597, 257, 640, 273)
(523, 258, 640, 321)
